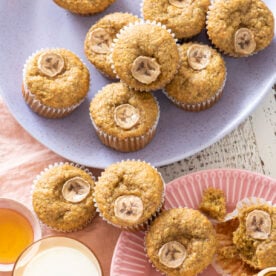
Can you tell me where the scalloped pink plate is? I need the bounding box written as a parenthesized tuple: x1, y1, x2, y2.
(110, 169, 276, 276)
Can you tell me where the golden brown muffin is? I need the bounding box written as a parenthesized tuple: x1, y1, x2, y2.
(142, 0, 210, 39)
(23, 48, 90, 118)
(94, 160, 164, 230)
(233, 204, 276, 269)
(164, 42, 226, 111)
(110, 21, 180, 92)
(89, 82, 159, 152)
(145, 208, 216, 276)
(199, 187, 227, 221)
(53, 0, 116, 15)
(32, 163, 96, 232)
(207, 0, 274, 57)
(84, 13, 138, 79)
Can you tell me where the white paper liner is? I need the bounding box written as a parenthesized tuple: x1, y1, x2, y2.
(109, 20, 181, 92)
(206, 3, 260, 58)
(32, 161, 96, 233)
(258, 267, 276, 276)
(89, 87, 160, 152)
(212, 197, 275, 276)
(163, 43, 227, 112)
(84, 12, 139, 80)
(22, 48, 90, 118)
(93, 159, 166, 231)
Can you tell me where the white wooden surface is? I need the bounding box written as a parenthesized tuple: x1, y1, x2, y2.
(159, 86, 276, 182)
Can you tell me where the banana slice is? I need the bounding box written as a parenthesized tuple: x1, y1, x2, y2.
(158, 241, 187, 268)
(246, 210, 271, 240)
(90, 28, 112, 54)
(114, 195, 143, 223)
(38, 52, 64, 77)
(131, 56, 161, 84)
(114, 104, 140, 130)
(258, 267, 276, 276)
(187, 44, 211, 70)
(169, 0, 191, 8)
(62, 177, 91, 203)
(234, 28, 256, 55)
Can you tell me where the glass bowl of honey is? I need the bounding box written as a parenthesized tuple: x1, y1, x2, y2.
(12, 236, 102, 276)
(0, 198, 42, 272)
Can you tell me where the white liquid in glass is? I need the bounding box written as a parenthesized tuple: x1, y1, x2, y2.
(23, 246, 100, 276)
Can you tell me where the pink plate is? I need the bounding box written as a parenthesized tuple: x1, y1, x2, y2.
(110, 169, 276, 276)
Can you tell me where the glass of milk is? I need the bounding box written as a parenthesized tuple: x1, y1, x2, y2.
(12, 236, 102, 276)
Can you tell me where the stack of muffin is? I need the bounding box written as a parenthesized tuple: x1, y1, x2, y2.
(21, 0, 275, 152)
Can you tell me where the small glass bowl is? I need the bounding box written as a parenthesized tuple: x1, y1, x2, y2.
(0, 198, 42, 272)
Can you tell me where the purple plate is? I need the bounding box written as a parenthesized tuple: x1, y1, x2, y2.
(0, 0, 275, 169)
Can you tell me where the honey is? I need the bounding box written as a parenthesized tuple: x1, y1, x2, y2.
(0, 208, 33, 264)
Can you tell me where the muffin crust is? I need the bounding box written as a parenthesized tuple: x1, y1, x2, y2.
(94, 160, 164, 228)
(142, 0, 210, 39)
(207, 0, 274, 57)
(145, 208, 216, 276)
(32, 164, 96, 232)
(84, 13, 138, 79)
(53, 0, 116, 15)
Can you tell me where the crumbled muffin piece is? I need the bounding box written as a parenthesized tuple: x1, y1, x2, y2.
(199, 187, 226, 221)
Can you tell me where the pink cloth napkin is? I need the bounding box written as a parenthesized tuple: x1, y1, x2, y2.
(0, 99, 121, 276)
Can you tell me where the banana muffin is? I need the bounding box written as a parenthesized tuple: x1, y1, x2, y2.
(207, 0, 274, 57)
(142, 0, 210, 40)
(110, 21, 180, 92)
(22, 48, 90, 118)
(84, 13, 138, 79)
(32, 163, 96, 232)
(94, 160, 165, 230)
(199, 187, 227, 221)
(233, 204, 276, 269)
(145, 208, 216, 275)
(164, 42, 226, 111)
(53, 0, 116, 15)
(89, 82, 160, 152)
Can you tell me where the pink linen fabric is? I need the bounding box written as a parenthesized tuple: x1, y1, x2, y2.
(0, 99, 121, 276)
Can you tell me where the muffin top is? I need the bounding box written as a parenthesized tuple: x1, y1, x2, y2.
(94, 160, 164, 228)
(24, 48, 90, 109)
(53, 0, 115, 15)
(90, 82, 159, 139)
(145, 208, 216, 275)
(111, 21, 180, 91)
(142, 0, 210, 39)
(32, 163, 96, 232)
(232, 204, 276, 269)
(84, 12, 138, 78)
(165, 43, 226, 105)
(207, 0, 274, 57)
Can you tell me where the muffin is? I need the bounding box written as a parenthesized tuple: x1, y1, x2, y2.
(32, 163, 96, 232)
(84, 13, 138, 79)
(94, 160, 165, 230)
(142, 0, 210, 40)
(22, 48, 90, 118)
(164, 42, 226, 111)
(89, 82, 160, 152)
(213, 218, 259, 276)
(233, 204, 276, 269)
(53, 0, 116, 15)
(110, 20, 180, 92)
(199, 187, 227, 221)
(145, 208, 216, 275)
(207, 0, 274, 57)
